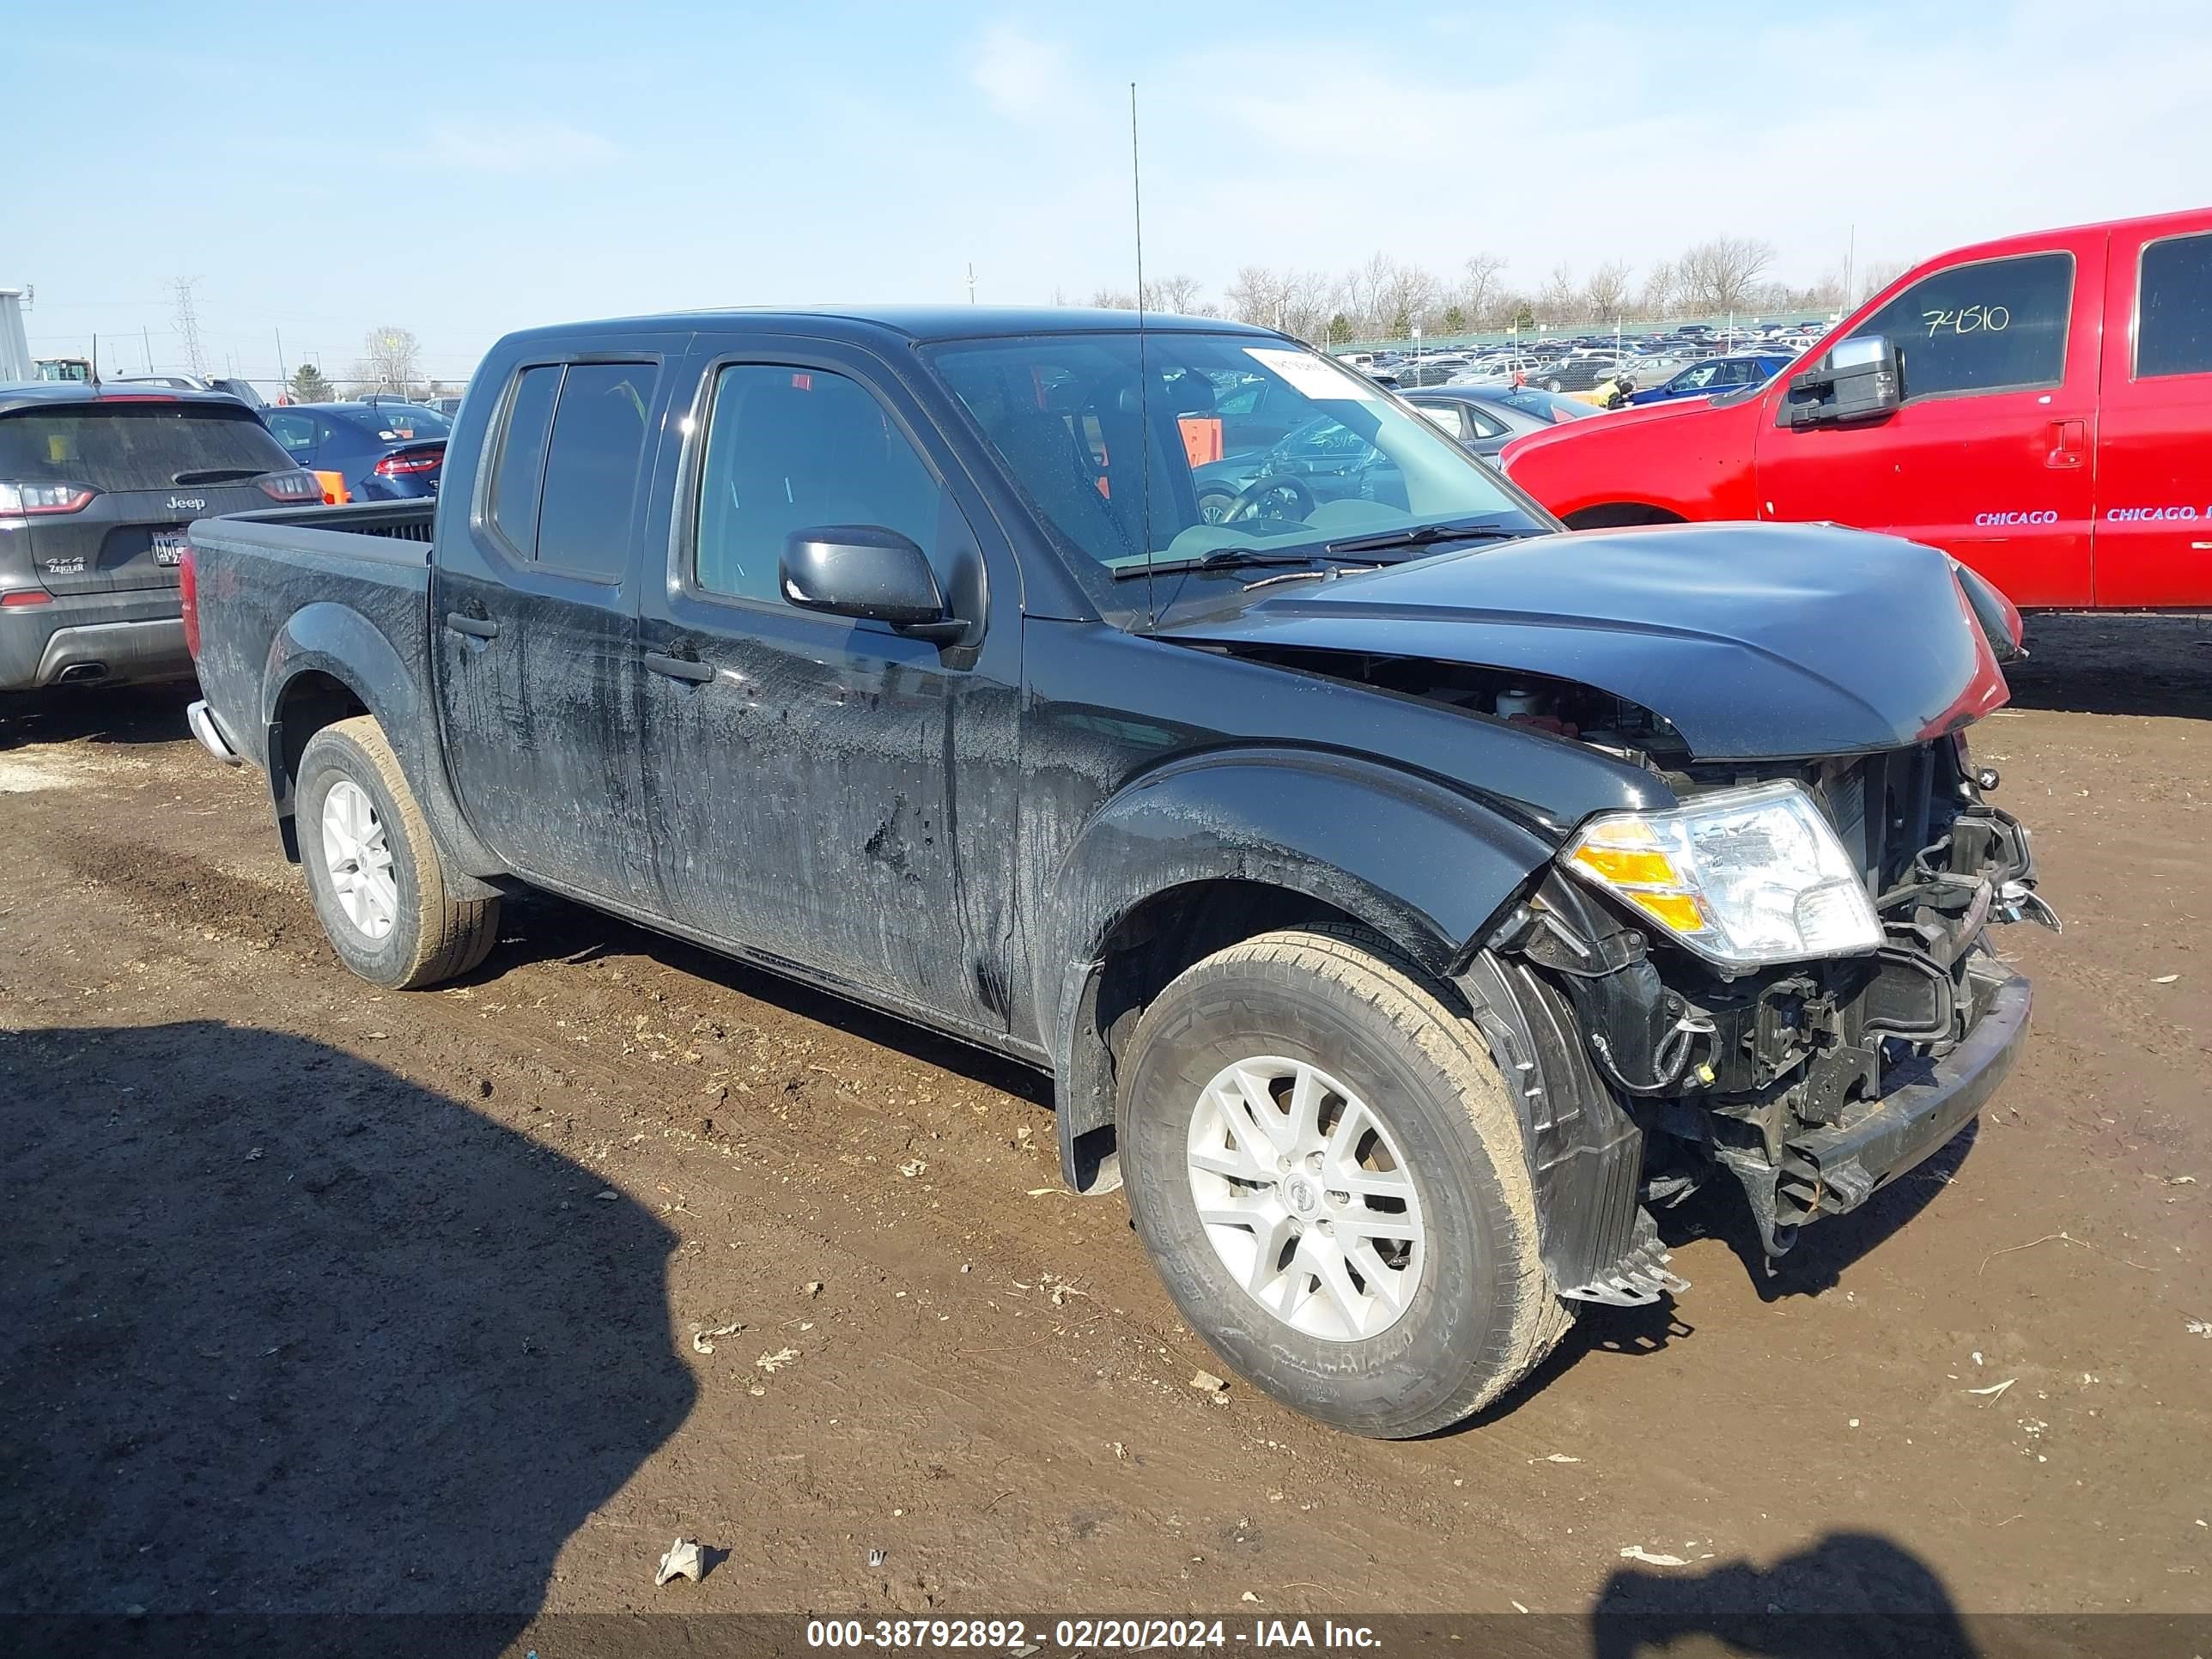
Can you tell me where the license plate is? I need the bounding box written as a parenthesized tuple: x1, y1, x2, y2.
(151, 530, 188, 567)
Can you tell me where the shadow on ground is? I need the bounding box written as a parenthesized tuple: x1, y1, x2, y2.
(0, 1021, 693, 1653)
(1491, 1123, 1978, 1424)
(1672, 1122, 1976, 1304)
(0, 681, 200, 750)
(1593, 1530, 1976, 1656)
(2006, 611, 2212, 720)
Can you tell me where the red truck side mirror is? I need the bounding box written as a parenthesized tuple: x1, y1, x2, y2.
(1779, 334, 1902, 428)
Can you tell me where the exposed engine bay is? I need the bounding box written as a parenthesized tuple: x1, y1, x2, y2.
(1241, 650, 1704, 771)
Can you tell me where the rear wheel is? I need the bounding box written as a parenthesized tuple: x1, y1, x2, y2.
(1119, 929, 1569, 1437)
(295, 716, 499, 990)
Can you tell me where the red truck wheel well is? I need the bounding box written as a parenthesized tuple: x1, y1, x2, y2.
(1561, 503, 1686, 531)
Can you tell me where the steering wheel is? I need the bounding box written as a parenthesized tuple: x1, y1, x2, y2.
(1206, 471, 1317, 525)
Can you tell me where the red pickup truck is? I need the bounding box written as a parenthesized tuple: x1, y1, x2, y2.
(1500, 208, 2212, 609)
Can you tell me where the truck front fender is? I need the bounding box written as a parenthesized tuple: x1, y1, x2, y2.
(262, 602, 503, 890)
(1037, 747, 1556, 1189)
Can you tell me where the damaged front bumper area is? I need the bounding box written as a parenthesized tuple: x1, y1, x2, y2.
(1472, 742, 2053, 1301)
(1744, 966, 2028, 1243)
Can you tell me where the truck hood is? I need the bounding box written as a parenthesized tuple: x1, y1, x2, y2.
(1149, 521, 2008, 761)
(1499, 392, 1710, 467)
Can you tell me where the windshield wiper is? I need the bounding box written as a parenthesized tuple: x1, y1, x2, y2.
(1112, 548, 1372, 580)
(1115, 520, 1535, 580)
(172, 467, 262, 484)
(1322, 520, 1531, 556)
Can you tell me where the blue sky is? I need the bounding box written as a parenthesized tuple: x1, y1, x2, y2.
(11, 0, 2207, 385)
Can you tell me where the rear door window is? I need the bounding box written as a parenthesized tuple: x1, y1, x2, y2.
(533, 364, 661, 580)
(2136, 231, 2212, 379)
(1856, 252, 2074, 399)
(486, 366, 561, 556)
(0, 404, 292, 489)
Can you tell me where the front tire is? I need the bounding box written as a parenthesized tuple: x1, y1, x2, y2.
(1120, 929, 1569, 1437)
(295, 716, 500, 990)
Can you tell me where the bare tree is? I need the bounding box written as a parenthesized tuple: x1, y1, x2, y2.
(355, 325, 423, 396)
(1278, 270, 1338, 345)
(1144, 274, 1211, 315)
(1583, 259, 1633, 321)
(1363, 255, 1440, 339)
(1853, 257, 1914, 307)
(1347, 252, 1395, 334)
(1086, 278, 1211, 315)
(1225, 265, 1289, 328)
(1638, 259, 1680, 318)
(1676, 237, 1778, 313)
(1536, 262, 1579, 324)
(1461, 252, 1508, 325)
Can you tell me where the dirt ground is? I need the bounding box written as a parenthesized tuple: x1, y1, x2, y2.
(2, 614, 2207, 1650)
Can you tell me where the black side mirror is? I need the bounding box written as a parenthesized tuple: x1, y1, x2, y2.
(1781, 333, 1902, 428)
(780, 526, 961, 641)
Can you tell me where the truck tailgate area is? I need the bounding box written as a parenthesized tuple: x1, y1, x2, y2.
(185, 501, 436, 775)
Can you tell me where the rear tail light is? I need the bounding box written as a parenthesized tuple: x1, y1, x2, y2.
(2, 590, 54, 607)
(179, 543, 201, 659)
(256, 469, 324, 503)
(0, 481, 98, 515)
(373, 449, 443, 478)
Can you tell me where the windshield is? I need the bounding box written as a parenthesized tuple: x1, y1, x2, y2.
(927, 331, 1548, 596)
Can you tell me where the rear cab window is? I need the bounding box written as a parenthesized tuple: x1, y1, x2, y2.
(0, 402, 293, 491)
(2136, 231, 2212, 379)
(483, 362, 661, 581)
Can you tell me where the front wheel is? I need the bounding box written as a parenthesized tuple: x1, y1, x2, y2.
(295, 716, 501, 990)
(1119, 929, 1569, 1437)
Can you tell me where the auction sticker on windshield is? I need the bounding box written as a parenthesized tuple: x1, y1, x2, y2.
(1244, 348, 1380, 402)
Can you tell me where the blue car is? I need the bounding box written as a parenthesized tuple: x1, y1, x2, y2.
(1626, 352, 1795, 406)
(262, 400, 450, 501)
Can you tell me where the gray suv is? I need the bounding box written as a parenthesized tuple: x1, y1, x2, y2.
(0, 385, 317, 691)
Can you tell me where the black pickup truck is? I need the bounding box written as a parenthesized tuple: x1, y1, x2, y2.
(182, 307, 2053, 1437)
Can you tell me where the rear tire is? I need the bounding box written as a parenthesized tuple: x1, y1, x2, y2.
(1119, 928, 1569, 1437)
(295, 716, 499, 990)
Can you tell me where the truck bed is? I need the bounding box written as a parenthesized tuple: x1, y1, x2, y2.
(186, 500, 436, 778)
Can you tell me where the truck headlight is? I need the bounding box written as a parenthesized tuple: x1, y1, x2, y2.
(1562, 781, 1881, 966)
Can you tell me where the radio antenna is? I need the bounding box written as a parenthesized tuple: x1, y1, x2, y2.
(1130, 80, 1157, 626)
